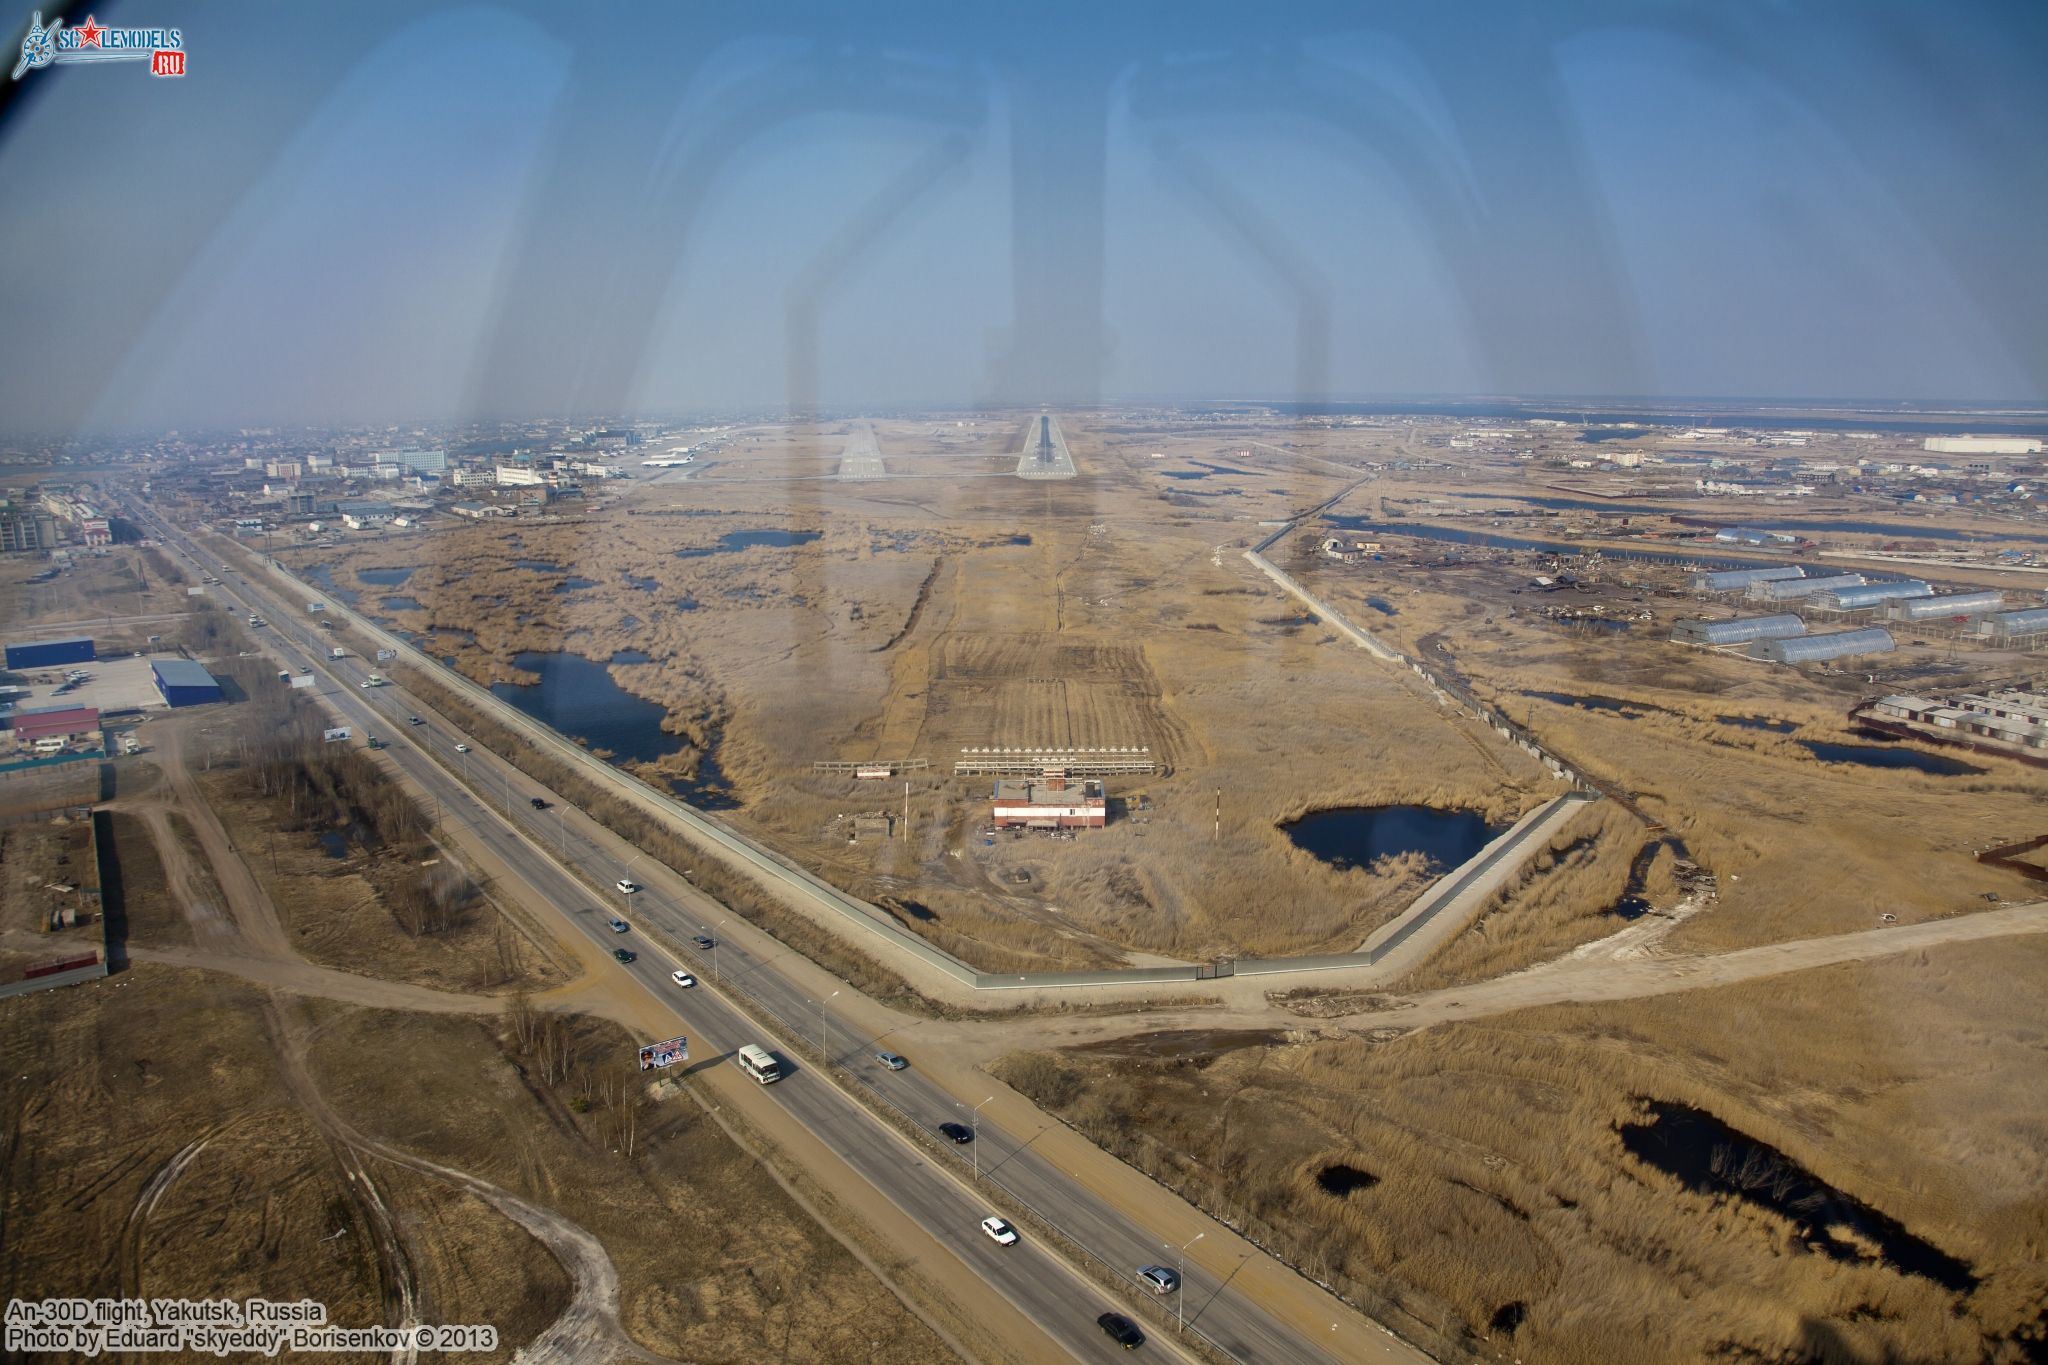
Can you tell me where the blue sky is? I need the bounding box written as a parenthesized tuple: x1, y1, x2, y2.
(1, 1, 2043, 432)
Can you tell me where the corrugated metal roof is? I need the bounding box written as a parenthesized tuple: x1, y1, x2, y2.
(1816, 581, 1934, 608)
(1749, 628, 1895, 662)
(1672, 614, 1806, 644)
(1751, 573, 1864, 598)
(6, 635, 93, 649)
(1983, 607, 2048, 635)
(1895, 591, 2004, 619)
(1693, 566, 1805, 590)
(150, 658, 218, 688)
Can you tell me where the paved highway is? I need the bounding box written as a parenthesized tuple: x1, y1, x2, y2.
(138, 511, 1420, 1365)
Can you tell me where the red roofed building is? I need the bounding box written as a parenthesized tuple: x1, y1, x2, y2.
(11, 706, 100, 750)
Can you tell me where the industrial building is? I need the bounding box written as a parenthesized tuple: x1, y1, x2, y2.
(1889, 591, 2006, 622)
(1670, 614, 1807, 646)
(5, 636, 96, 670)
(1810, 580, 1933, 611)
(150, 659, 221, 708)
(1869, 692, 2048, 752)
(1967, 607, 2048, 643)
(1691, 566, 1804, 592)
(1747, 573, 1865, 602)
(1712, 527, 1802, 547)
(1922, 436, 2042, 456)
(1748, 627, 1895, 664)
(990, 772, 1106, 830)
(8, 704, 101, 753)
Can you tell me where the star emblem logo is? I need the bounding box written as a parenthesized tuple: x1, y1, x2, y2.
(75, 15, 102, 48)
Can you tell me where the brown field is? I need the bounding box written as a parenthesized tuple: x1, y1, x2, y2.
(290, 416, 1564, 970)
(0, 544, 194, 651)
(0, 639, 951, 1361)
(995, 933, 2048, 1364)
(0, 964, 948, 1363)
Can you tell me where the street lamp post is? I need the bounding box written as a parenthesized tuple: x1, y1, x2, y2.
(818, 990, 839, 1062)
(971, 1095, 994, 1182)
(1174, 1233, 1204, 1334)
(705, 918, 728, 981)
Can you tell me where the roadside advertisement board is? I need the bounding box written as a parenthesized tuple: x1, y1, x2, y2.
(637, 1037, 689, 1071)
(290, 673, 316, 689)
(323, 727, 352, 743)
(376, 648, 397, 662)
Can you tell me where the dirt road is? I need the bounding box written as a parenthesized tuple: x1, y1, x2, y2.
(925, 899, 2048, 1060)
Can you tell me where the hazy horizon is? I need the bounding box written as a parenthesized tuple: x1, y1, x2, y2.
(2, 0, 2044, 434)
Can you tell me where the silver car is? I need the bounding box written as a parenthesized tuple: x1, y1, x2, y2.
(1136, 1265, 1180, 1294)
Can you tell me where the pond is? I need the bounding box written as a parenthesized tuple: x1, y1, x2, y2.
(674, 529, 822, 558)
(489, 651, 735, 807)
(1160, 470, 1211, 481)
(1280, 805, 1505, 874)
(1522, 691, 1670, 717)
(1717, 714, 1797, 733)
(551, 577, 598, 594)
(316, 831, 349, 860)
(1620, 1100, 1975, 1291)
(297, 563, 358, 607)
(1799, 741, 1983, 775)
(513, 558, 564, 573)
(381, 596, 423, 613)
(356, 566, 415, 586)
(623, 572, 659, 593)
(1364, 597, 1396, 616)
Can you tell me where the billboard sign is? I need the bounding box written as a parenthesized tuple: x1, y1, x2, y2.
(637, 1036, 689, 1071)
(289, 673, 315, 689)
(375, 648, 397, 662)
(323, 727, 352, 743)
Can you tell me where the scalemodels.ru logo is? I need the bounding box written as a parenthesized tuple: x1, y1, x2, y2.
(12, 11, 185, 81)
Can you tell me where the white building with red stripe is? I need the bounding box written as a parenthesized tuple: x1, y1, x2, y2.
(990, 771, 1106, 829)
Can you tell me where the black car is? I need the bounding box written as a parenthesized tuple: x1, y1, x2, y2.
(530, 797, 548, 810)
(612, 948, 637, 964)
(937, 1121, 973, 1144)
(1096, 1313, 1143, 1349)
(692, 935, 715, 951)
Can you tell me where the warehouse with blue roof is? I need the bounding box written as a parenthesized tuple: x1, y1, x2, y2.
(5, 636, 96, 670)
(150, 658, 221, 708)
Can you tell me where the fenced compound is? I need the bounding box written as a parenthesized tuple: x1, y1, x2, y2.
(954, 746, 1156, 776)
(810, 757, 929, 776)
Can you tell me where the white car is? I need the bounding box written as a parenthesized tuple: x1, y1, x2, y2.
(454, 743, 470, 753)
(671, 971, 696, 988)
(980, 1216, 1018, 1246)
(616, 879, 640, 894)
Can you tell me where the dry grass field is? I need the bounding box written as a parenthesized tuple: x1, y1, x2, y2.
(0, 545, 192, 647)
(290, 416, 1559, 969)
(996, 933, 2048, 1364)
(0, 965, 950, 1363)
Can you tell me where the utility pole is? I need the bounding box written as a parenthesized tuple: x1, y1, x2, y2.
(818, 990, 838, 1062)
(971, 1095, 994, 1182)
(1214, 788, 1220, 842)
(902, 780, 909, 842)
